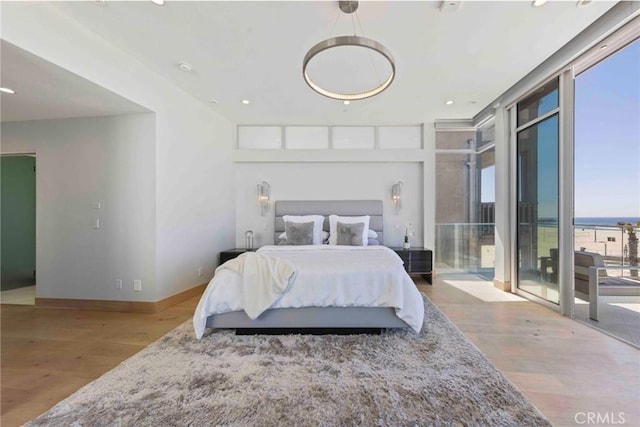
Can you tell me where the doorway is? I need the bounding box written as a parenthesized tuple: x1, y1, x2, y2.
(515, 78, 560, 305)
(1, 154, 36, 305)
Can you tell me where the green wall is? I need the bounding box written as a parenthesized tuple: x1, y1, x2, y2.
(1, 156, 36, 290)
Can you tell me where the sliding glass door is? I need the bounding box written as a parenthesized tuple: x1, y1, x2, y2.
(516, 79, 560, 304)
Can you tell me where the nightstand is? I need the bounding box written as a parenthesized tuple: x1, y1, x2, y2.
(391, 247, 433, 284)
(219, 248, 252, 265)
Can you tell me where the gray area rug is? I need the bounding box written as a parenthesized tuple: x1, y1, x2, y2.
(28, 296, 550, 426)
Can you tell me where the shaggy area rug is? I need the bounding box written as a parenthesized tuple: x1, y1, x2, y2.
(27, 297, 550, 426)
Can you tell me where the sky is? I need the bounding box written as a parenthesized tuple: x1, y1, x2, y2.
(574, 39, 640, 218)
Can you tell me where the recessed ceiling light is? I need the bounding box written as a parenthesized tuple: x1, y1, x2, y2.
(600, 44, 608, 50)
(577, 0, 592, 7)
(343, 100, 350, 105)
(178, 62, 192, 72)
(93, 0, 107, 6)
(0, 87, 16, 94)
(470, 100, 477, 105)
(531, 0, 548, 7)
(242, 99, 250, 105)
(493, 102, 501, 108)
(151, 0, 164, 5)
(445, 100, 454, 105)
(209, 98, 218, 104)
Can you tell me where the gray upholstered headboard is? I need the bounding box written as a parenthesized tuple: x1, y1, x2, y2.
(274, 200, 384, 244)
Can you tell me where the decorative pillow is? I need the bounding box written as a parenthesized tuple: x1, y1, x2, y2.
(279, 230, 329, 244)
(284, 221, 315, 245)
(329, 215, 370, 246)
(336, 222, 366, 246)
(367, 238, 380, 246)
(368, 229, 378, 239)
(283, 215, 324, 245)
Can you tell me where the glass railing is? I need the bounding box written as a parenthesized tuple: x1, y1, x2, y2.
(434, 222, 638, 281)
(435, 223, 495, 279)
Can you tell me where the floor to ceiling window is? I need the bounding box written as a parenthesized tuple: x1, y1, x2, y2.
(434, 130, 477, 274)
(476, 120, 496, 280)
(434, 125, 496, 279)
(573, 38, 640, 346)
(515, 78, 560, 304)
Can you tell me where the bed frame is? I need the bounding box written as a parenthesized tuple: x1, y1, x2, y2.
(205, 200, 410, 332)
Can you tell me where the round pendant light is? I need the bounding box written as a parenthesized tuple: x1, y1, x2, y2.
(302, 1, 396, 101)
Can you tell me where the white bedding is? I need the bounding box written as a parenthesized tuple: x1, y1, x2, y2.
(193, 245, 425, 338)
(217, 251, 296, 319)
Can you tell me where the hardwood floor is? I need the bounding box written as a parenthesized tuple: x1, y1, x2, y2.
(2, 276, 639, 427)
(418, 275, 639, 427)
(1, 298, 196, 427)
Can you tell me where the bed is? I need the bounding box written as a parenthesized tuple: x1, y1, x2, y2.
(193, 200, 425, 338)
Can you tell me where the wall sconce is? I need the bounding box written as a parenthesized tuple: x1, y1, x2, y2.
(391, 180, 403, 214)
(257, 181, 270, 216)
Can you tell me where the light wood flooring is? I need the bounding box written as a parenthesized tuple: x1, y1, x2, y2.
(2, 276, 639, 427)
(1, 298, 196, 427)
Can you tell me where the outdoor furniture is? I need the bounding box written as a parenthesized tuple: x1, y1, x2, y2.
(574, 251, 640, 321)
(540, 248, 558, 283)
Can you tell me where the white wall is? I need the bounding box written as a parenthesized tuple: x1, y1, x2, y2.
(493, 108, 511, 288)
(154, 107, 234, 298)
(423, 124, 436, 252)
(1, 115, 157, 301)
(233, 162, 423, 248)
(2, 2, 235, 301)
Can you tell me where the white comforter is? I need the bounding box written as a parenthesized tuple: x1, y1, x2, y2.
(193, 245, 425, 338)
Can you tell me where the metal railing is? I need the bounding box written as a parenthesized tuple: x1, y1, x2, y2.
(575, 224, 639, 277)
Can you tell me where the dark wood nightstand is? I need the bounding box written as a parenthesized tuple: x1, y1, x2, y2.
(219, 248, 253, 266)
(390, 247, 433, 284)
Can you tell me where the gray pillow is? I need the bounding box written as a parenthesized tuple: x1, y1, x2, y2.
(285, 221, 315, 245)
(336, 222, 365, 246)
(367, 238, 380, 246)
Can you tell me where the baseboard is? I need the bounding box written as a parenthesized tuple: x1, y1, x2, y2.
(493, 278, 511, 292)
(155, 283, 207, 312)
(35, 283, 207, 313)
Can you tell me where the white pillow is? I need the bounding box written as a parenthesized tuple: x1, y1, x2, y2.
(368, 229, 378, 239)
(282, 215, 324, 245)
(279, 230, 329, 243)
(329, 215, 370, 246)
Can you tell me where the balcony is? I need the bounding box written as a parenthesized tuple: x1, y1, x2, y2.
(573, 223, 639, 347)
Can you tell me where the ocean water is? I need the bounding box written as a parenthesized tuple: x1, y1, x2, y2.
(575, 217, 640, 227)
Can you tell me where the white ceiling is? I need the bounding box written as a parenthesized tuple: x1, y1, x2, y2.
(2, 1, 618, 125)
(0, 40, 149, 123)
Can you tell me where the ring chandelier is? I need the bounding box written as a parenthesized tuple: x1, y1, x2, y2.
(302, 1, 396, 101)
